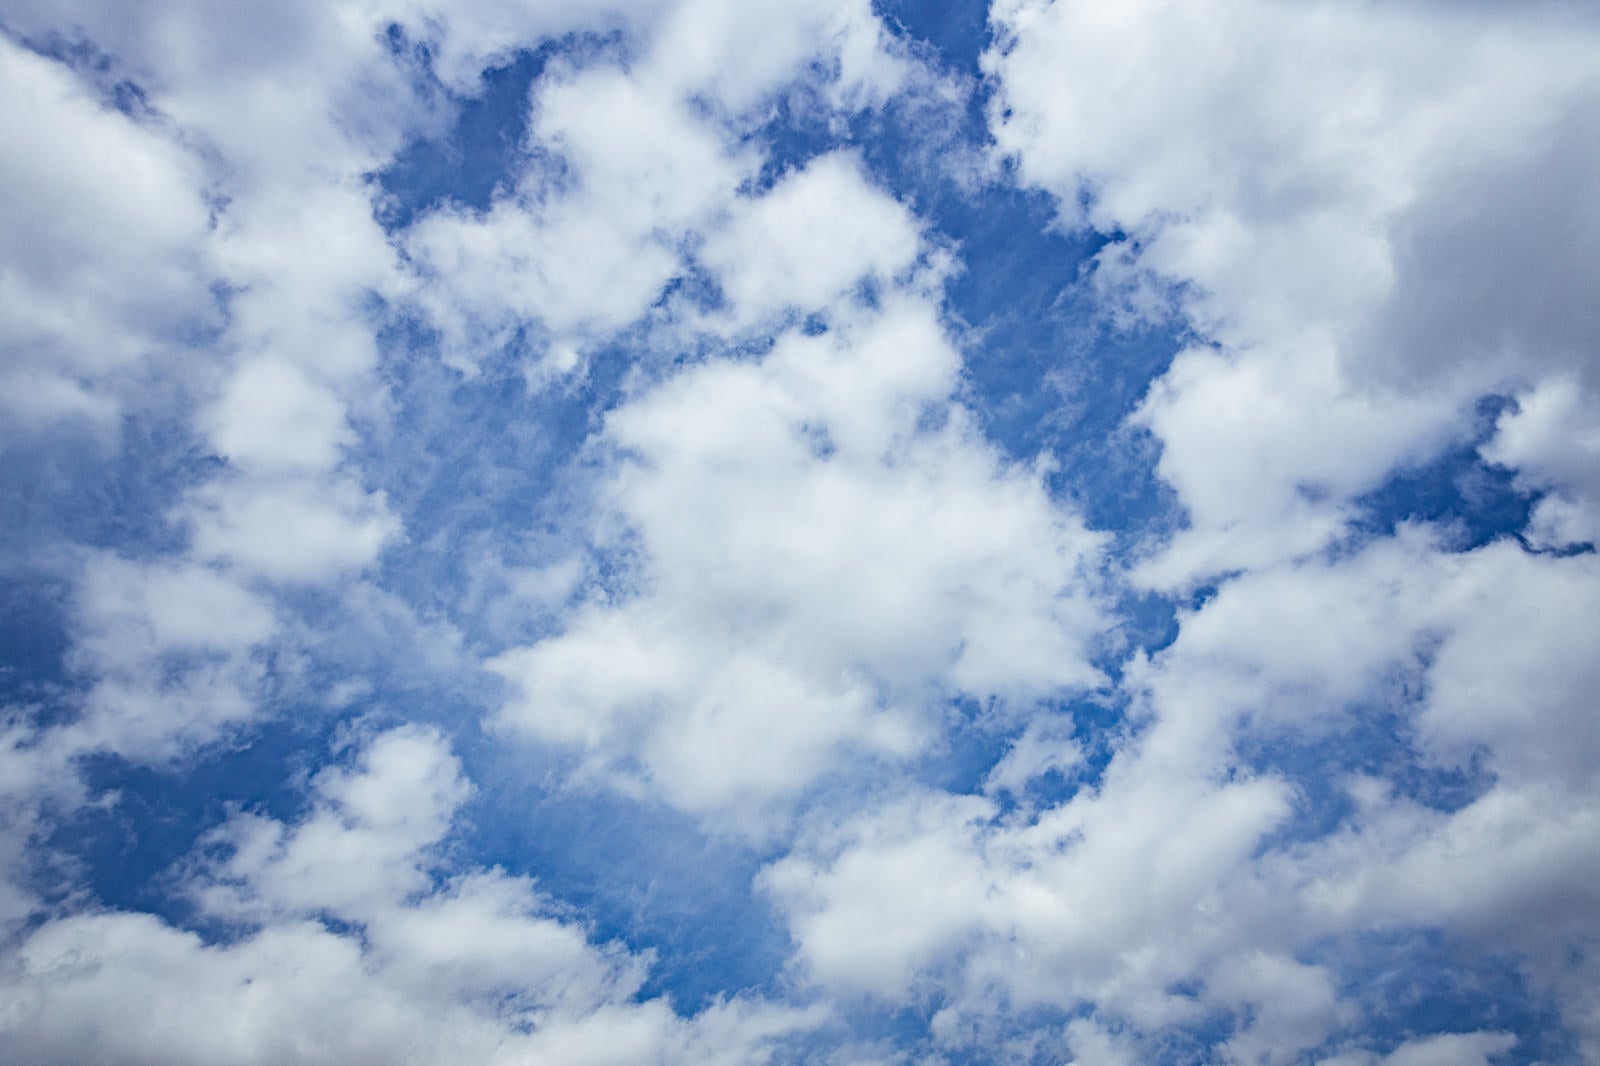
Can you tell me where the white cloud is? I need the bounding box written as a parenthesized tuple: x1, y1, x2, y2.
(1059, 1018, 1141, 1066)
(0, 725, 82, 931)
(761, 527, 1600, 1053)
(180, 476, 400, 584)
(981, 715, 1081, 799)
(1130, 339, 1455, 587)
(75, 556, 276, 659)
(764, 767, 1293, 1031)
(762, 789, 993, 999)
(1483, 376, 1600, 548)
(1318, 1031, 1516, 1066)
(401, 0, 930, 374)
(1208, 952, 1347, 1066)
(59, 555, 276, 762)
(203, 358, 355, 475)
(192, 726, 474, 922)
(0, 35, 216, 435)
(492, 279, 1108, 819)
(644, 0, 908, 115)
(405, 61, 755, 371)
(700, 152, 927, 328)
(0, 726, 819, 1065)
(1418, 544, 1600, 792)
(987, 0, 1600, 579)
(964, 9, 1600, 1040)
(0, 0, 417, 187)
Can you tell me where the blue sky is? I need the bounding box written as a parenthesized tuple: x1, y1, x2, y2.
(2, 1, 1599, 1063)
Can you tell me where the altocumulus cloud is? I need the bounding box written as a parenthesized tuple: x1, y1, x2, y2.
(0, 1, 1596, 1064)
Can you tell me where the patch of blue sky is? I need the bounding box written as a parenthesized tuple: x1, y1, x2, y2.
(0, 574, 73, 707)
(0, 414, 215, 565)
(363, 344, 603, 607)
(1352, 396, 1537, 552)
(876, 0, 991, 75)
(911, 695, 1022, 792)
(1314, 930, 1572, 1066)
(1243, 710, 1493, 856)
(47, 718, 329, 931)
(373, 41, 552, 230)
(460, 746, 793, 1009)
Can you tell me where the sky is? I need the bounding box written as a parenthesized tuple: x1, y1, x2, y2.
(1, 1, 1598, 1063)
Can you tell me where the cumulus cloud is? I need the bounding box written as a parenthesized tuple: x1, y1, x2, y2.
(0, 727, 816, 1065)
(489, 158, 1107, 820)
(63, 554, 276, 761)
(404, 59, 757, 371)
(401, 0, 922, 375)
(1320, 1031, 1517, 1066)
(0, 34, 216, 434)
(966, 14, 1600, 1044)
(4, 0, 1597, 1061)
(699, 152, 929, 329)
(988, 0, 1600, 579)
(1484, 376, 1600, 548)
(759, 529, 1600, 1055)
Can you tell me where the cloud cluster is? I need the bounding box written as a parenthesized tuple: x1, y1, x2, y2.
(490, 155, 1108, 821)
(989, 0, 1600, 581)
(765, 531, 1600, 1056)
(3, 0, 1597, 1062)
(0, 33, 215, 433)
(0, 727, 814, 1065)
(948, 0, 1600, 1057)
(402, 0, 914, 375)
(0, 0, 951, 1058)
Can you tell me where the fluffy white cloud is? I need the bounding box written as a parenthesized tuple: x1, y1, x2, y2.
(1209, 952, 1348, 1066)
(0, 727, 818, 1065)
(1483, 376, 1600, 548)
(968, 12, 1600, 1044)
(0, 0, 416, 185)
(988, 0, 1600, 580)
(179, 476, 400, 584)
(405, 60, 756, 371)
(401, 0, 928, 374)
(0, 34, 216, 434)
(491, 248, 1108, 818)
(765, 769, 1293, 1032)
(0, 725, 82, 932)
(762, 528, 1600, 1054)
(203, 358, 356, 475)
(699, 152, 927, 329)
(59, 555, 276, 762)
(646, 0, 906, 115)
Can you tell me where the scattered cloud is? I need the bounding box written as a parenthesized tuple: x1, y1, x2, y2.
(2, 0, 1596, 1061)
